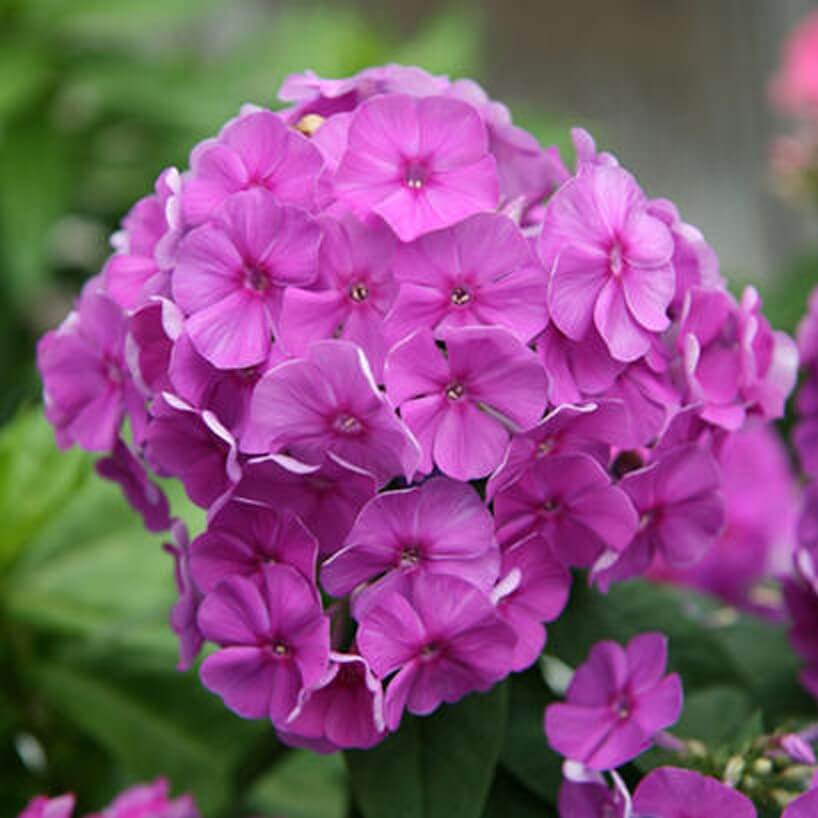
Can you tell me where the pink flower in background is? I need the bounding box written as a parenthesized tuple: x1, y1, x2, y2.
(334, 93, 499, 241)
(385, 212, 547, 344)
(283, 652, 386, 751)
(278, 214, 397, 377)
(198, 564, 330, 725)
(173, 189, 320, 369)
(632, 767, 755, 818)
(322, 477, 499, 608)
(384, 326, 547, 480)
(17, 795, 76, 818)
(243, 339, 420, 484)
(540, 165, 674, 362)
(493, 452, 637, 567)
(357, 572, 515, 730)
(86, 778, 199, 818)
(492, 533, 571, 671)
(771, 10, 818, 115)
(545, 633, 682, 770)
(190, 500, 318, 592)
(594, 444, 725, 589)
(183, 110, 323, 223)
(37, 291, 133, 452)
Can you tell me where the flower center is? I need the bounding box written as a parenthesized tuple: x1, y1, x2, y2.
(398, 546, 421, 569)
(639, 510, 654, 531)
(272, 642, 290, 657)
(542, 499, 560, 512)
(537, 437, 555, 457)
(404, 159, 428, 190)
(609, 242, 624, 277)
(349, 282, 369, 302)
(245, 265, 270, 293)
(294, 113, 325, 137)
(332, 413, 364, 435)
(421, 642, 441, 660)
(105, 358, 122, 385)
(612, 693, 632, 720)
(445, 382, 465, 401)
(450, 286, 471, 306)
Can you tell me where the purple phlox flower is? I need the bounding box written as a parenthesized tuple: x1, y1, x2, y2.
(795, 407, 818, 479)
(357, 572, 516, 730)
(173, 188, 321, 369)
(544, 632, 683, 770)
(592, 444, 725, 590)
(283, 651, 386, 751)
(190, 499, 317, 592)
(168, 332, 284, 437)
(780, 733, 817, 765)
(163, 520, 204, 671)
(536, 322, 626, 407)
(96, 438, 171, 533)
(87, 778, 199, 818)
(321, 476, 500, 614)
(783, 788, 818, 818)
(783, 548, 818, 698)
(557, 763, 631, 818)
(797, 287, 818, 369)
(799, 484, 818, 553)
(334, 93, 499, 242)
(491, 533, 571, 671)
(385, 212, 548, 345)
(278, 214, 397, 378)
(126, 298, 184, 399)
(232, 452, 376, 556)
(17, 795, 75, 818)
(647, 197, 721, 311)
(649, 422, 798, 609)
(631, 767, 756, 818)
(384, 326, 547, 480)
(487, 400, 630, 500)
(104, 167, 180, 310)
(540, 164, 675, 362)
(181, 109, 323, 225)
(243, 339, 420, 485)
(493, 451, 637, 568)
(144, 393, 241, 509)
(198, 563, 330, 726)
(37, 290, 135, 453)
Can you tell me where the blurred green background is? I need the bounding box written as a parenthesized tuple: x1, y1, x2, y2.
(1, 1, 818, 816)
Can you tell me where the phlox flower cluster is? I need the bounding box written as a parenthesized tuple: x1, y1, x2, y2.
(18, 779, 198, 818)
(37, 63, 796, 751)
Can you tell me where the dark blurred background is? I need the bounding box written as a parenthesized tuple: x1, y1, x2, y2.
(2, 2, 818, 814)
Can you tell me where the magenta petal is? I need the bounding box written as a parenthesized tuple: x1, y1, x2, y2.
(594, 278, 651, 362)
(196, 574, 270, 644)
(199, 647, 274, 720)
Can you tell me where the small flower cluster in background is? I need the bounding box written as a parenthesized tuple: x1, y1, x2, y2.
(35, 63, 798, 760)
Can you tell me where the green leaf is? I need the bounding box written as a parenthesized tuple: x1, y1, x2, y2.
(675, 686, 752, 746)
(0, 409, 88, 573)
(347, 683, 508, 818)
(247, 750, 347, 818)
(481, 766, 556, 818)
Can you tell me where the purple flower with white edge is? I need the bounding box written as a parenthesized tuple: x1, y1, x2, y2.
(487, 400, 630, 500)
(545, 632, 682, 770)
(493, 452, 637, 568)
(593, 444, 725, 589)
(144, 393, 241, 509)
(283, 651, 386, 751)
(385, 212, 547, 345)
(278, 214, 397, 377)
(37, 290, 134, 452)
(384, 326, 547, 480)
(164, 520, 204, 671)
(96, 438, 171, 533)
(182, 109, 323, 224)
(540, 164, 675, 362)
(198, 563, 330, 726)
(631, 767, 755, 818)
(334, 93, 499, 242)
(492, 533, 571, 671)
(357, 572, 515, 730)
(243, 339, 420, 485)
(190, 499, 317, 592)
(173, 188, 320, 369)
(233, 452, 376, 557)
(17, 795, 75, 818)
(321, 476, 499, 610)
(557, 764, 631, 818)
